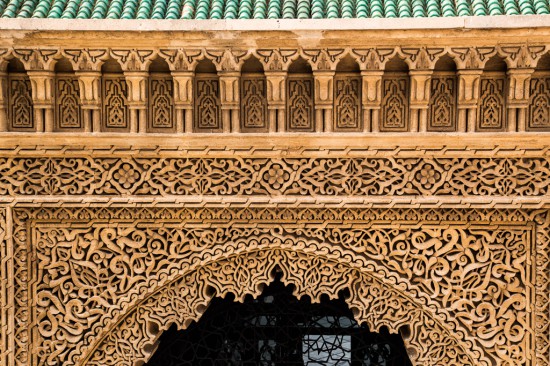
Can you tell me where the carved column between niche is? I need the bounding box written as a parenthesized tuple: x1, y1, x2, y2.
(218, 71, 240, 133)
(124, 71, 148, 133)
(313, 70, 334, 132)
(409, 70, 432, 132)
(76, 71, 101, 132)
(507, 68, 534, 132)
(172, 71, 193, 133)
(27, 70, 54, 132)
(360, 70, 383, 133)
(265, 71, 286, 132)
(457, 69, 482, 132)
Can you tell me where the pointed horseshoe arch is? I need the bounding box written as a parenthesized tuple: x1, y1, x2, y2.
(79, 247, 488, 366)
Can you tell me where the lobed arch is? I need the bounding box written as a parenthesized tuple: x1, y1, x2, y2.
(58, 238, 492, 366)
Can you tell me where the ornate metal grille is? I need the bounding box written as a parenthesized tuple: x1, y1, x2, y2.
(146, 279, 412, 366)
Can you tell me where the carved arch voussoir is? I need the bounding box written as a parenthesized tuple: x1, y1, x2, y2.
(83, 247, 485, 366)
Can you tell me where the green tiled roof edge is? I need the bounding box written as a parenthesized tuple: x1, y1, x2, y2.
(1, 0, 549, 18)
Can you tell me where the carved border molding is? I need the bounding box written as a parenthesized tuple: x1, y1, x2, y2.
(0, 155, 548, 197)
(1, 206, 547, 366)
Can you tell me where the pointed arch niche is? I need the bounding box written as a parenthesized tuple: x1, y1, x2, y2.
(286, 57, 315, 132)
(240, 56, 268, 132)
(193, 58, 222, 132)
(477, 55, 508, 131)
(53, 57, 83, 132)
(148, 57, 175, 133)
(333, 55, 362, 132)
(528, 52, 550, 131)
(101, 57, 129, 132)
(380, 57, 410, 132)
(427, 55, 458, 132)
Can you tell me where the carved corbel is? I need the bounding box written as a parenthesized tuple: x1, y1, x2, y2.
(457, 69, 483, 132)
(507, 68, 535, 132)
(313, 70, 335, 132)
(408, 70, 433, 132)
(360, 70, 383, 132)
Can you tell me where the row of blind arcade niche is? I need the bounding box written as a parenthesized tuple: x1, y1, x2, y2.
(4, 53, 550, 133)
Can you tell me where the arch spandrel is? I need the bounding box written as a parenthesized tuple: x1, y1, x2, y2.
(18, 208, 532, 366)
(83, 248, 482, 366)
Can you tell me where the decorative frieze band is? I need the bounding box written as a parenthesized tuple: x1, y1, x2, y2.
(0, 156, 548, 196)
(0, 45, 549, 133)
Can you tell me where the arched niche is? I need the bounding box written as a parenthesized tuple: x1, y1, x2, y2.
(76, 246, 487, 366)
(527, 53, 550, 131)
(333, 55, 362, 132)
(477, 55, 508, 132)
(240, 56, 268, 132)
(148, 57, 175, 133)
(427, 55, 458, 132)
(53, 57, 83, 132)
(144, 275, 414, 365)
(380, 56, 410, 132)
(286, 57, 315, 132)
(6, 57, 34, 131)
(193, 58, 222, 132)
(101, 57, 129, 132)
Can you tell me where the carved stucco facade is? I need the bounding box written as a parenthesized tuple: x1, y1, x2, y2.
(0, 19, 549, 366)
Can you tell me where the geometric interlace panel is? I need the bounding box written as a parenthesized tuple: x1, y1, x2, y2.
(146, 277, 413, 366)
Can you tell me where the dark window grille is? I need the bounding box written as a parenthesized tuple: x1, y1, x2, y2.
(146, 278, 413, 366)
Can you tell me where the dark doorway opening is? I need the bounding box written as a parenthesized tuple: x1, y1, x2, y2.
(146, 278, 413, 366)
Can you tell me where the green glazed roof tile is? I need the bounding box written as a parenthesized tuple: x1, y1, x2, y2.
(1, 0, 548, 18)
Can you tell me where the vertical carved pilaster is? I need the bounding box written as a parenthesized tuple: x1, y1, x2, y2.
(409, 70, 432, 132)
(171, 71, 193, 133)
(507, 68, 534, 132)
(360, 70, 383, 132)
(0, 72, 7, 132)
(76, 71, 101, 132)
(265, 71, 286, 132)
(0, 207, 8, 366)
(313, 70, 334, 132)
(457, 69, 482, 132)
(27, 70, 54, 132)
(124, 71, 148, 133)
